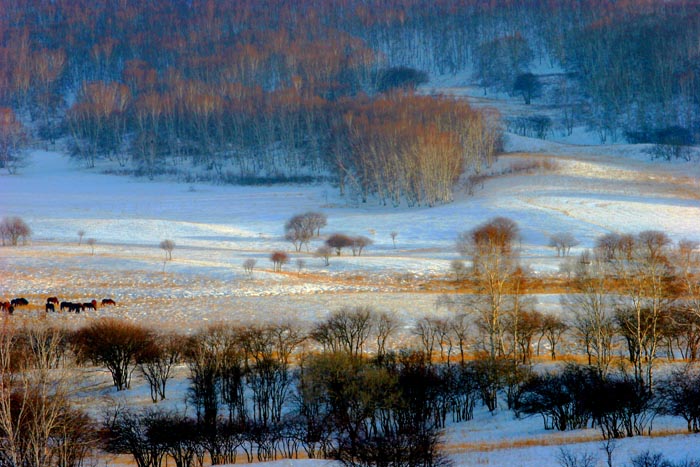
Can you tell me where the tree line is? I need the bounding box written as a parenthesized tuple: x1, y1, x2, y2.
(4, 1, 699, 197)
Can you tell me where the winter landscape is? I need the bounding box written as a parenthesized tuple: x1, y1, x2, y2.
(1, 2, 700, 467)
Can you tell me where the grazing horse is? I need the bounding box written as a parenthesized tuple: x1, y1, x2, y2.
(11, 298, 28, 307)
(45, 302, 55, 313)
(83, 302, 96, 311)
(60, 301, 71, 312)
(101, 298, 116, 306)
(47, 296, 59, 305)
(1, 302, 12, 313)
(69, 303, 83, 313)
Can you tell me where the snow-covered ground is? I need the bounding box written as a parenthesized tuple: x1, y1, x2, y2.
(2, 82, 700, 465)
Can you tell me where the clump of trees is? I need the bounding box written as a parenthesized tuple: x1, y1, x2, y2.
(284, 212, 326, 252)
(0, 216, 31, 246)
(0, 323, 97, 466)
(333, 93, 500, 207)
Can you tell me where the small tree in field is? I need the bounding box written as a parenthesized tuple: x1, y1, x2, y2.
(78, 230, 85, 245)
(270, 251, 289, 272)
(160, 239, 175, 260)
(326, 233, 353, 256)
(296, 258, 305, 275)
(390, 231, 398, 248)
(549, 232, 579, 257)
(0, 216, 31, 246)
(351, 236, 373, 256)
(86, 237, 96, 255)
(315, 245, 332, 266)
(243, 258, 256, 277)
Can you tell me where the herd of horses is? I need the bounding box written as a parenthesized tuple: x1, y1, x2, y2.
(1, 297, 117, 314)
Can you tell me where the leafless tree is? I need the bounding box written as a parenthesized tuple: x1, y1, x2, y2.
(351, 236, 372, 256)
(611, 230, 677, 390)
(270, 251, 289, 272)
(455, 217, 520, 362)
(137, 332, 186, 402)
(549, 232, 579, 256)
(285, 214, 315, 252)
(71, 318, 156, 390)
(390, 231, 398, 248)
(86, 237, 96, 255)
(311, 307, 374, 357)
(77, 229, 85, 245)
(0, 216, 31, 246)
(538, 313, 568, 360)
(325, 233, 353, 256)
(374, 312, 397, 359)
(160, 239, 175, 260)
(243, 258, 257, 277)
(306, 212, 327, 237)
(315, 246, 332, 266)
(296, 258, 305, 275)
(450, 259, 469, 281)
(0, 322, 97, 467)
(563, 250, 616, 377)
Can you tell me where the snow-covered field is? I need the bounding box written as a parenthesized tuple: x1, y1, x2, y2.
(2, 83, 700, 465)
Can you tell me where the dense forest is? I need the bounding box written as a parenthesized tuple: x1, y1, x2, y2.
(0, 0, 699, 203)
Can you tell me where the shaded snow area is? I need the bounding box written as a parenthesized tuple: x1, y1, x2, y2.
(2, 136, 700, 465)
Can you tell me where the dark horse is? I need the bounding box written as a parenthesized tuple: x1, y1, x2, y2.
(45, 302, 55, 312)
(82, 302, 96, 311)
(11, 298, 28, 307)
(101, 298, 116, 306)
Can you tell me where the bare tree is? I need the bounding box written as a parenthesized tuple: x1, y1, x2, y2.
(390, 231, 398, 248)
(71, 318, 156, 390)
(137, 332, 185, 402)
(306, 212, 327, 237)
(375, 312, 397, 359)
(285, 214, 314, 252)
(296, 258, 306, 275)
(86, 237, 96, 255)
(315, 246, 332, 266)
(450, 259, 469, 281)
(243, 258, 257, 277)
(311, 307, 374, 357)
(0, 323, 97, 467)
(611, 230, 677, 390)
(455, 217, 520, 361)
(160, 239, 175, 260)
(351, 236, 373, 256)
(549, 232, 579, 257)
(325, 233, 353, 256)
(270, 251, 289, 272)
(563, 250, 616, 377)
(77, 229, 85, 246)
(539, 313, 569, 360)
(0, 216, 31, 246)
